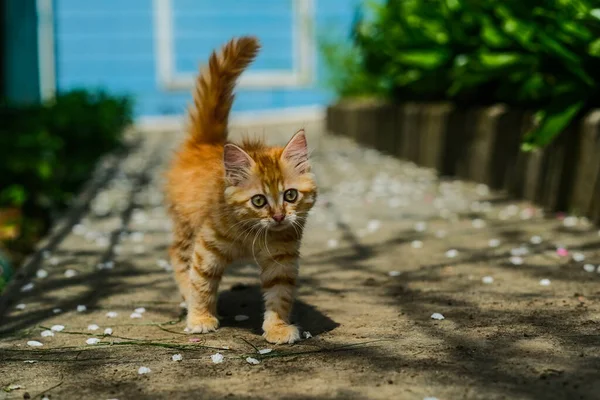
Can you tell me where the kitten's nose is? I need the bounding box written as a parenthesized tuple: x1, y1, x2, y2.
(272, 214, 285, 223)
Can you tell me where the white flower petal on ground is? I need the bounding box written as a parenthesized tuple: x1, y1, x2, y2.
(327, 239, 339, 249)
(130, 312, 143, 319)
(430, 313, 445, 320)
(258, 349, 272, 355)
(246, 357, 260, 365)
(50, 325, 64, 332)
(388, 271, 401, 277)
(15, 303, 26, 310)
(24, 360, 37, 363)
(510, 256, 524, 266)
(488, 239, 501, 248)
(530, 235, 543, 244)
(583, 264, 595, 273)
(49, 257, 59, 266)
(510, 246, 529, 256)
(445, 249, 458, 258)
(64, 269, 77, 278)
(234, 315, 249, 322)
(36, 269, 48, 279)
(106, 311, 118, 318)
(563, 216, 578, 227)
(539, 279, 551, 286)
(76, 305, 87, 312)
(303, 331, 313, 339)
(87, 324, 99, 331)
(572, 252, 586, 262)
(424, 397, 440, 400)
(27, 341, 43, 347)
(104, 328, 113, 336)
(179, 302, 187, 309)
(52, 308, 62, 314)
(86, 338, 100, 345)
(20, 283, 34, 292)
(134, 307, 146, 314)
(411, 240, 423, 249)
(138, 366, 151, 374)
(211, 353, 224, 364)
(172, 354, 183, 362)
(41, 330, 54, 337)
(482, 276, 494, 284)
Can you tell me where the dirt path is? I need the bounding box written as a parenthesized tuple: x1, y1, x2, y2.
(1, 121, 600, 400)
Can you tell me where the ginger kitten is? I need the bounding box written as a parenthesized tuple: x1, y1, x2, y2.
(165, 36, 317, 344)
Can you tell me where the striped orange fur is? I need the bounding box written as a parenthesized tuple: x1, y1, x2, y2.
(165, 36, 317, 344)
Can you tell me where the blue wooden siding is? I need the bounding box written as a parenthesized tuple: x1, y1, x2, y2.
(54, 0, 359, 117)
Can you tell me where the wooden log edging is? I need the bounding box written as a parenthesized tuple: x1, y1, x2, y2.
(326, 101, 600, 223)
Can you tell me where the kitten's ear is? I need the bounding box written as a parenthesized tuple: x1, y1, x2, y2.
(224, 144, 254, 185)
(281, 129, 310, 174)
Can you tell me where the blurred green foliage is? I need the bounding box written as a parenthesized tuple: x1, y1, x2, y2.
(322, 0, 600, 149)
(0, 89, 133, 259)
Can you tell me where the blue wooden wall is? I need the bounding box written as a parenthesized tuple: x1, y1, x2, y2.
(54, 0, 358, 117)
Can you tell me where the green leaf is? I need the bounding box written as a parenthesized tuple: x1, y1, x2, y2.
(478, 52, 522, 68)
(395, 49, 450, 69)
(589, 38, 600, 57)
(481, 17, 510, 47)
(522, 101, 585, 150)
(590, 9, 600, 20)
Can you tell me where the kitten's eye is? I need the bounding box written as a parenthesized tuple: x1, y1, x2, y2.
(251, 195, 267, 208)
(284, 189, 298, 203)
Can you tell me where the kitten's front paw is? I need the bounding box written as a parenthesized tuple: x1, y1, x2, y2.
(185, 314, 219, 334)
(263, 323, 300, 344)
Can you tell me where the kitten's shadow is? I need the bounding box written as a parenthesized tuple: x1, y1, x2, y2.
(217, 284, 339, 336)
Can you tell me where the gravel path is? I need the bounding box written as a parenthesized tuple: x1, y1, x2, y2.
(1, 120, 599, 400)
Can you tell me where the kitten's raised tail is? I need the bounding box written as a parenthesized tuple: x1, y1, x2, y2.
(188, 36, 261, 144)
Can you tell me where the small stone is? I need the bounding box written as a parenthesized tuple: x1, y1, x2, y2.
(414, 221, 427, 232)
(482, 276, 494, 284)
(476, 184, 489, 196)
(430, 313, 445, 320)
(530, 235, 543, 245)
(179, 302, 187, 309)
(411, 240, 423, 249)
(49, 257, 59, 266)
(510, 256, 524, 266)
(211, 353, 224, 364)
(472, 218, 486, 229)
(583, 264, 595, 273)
(445, 249, 458, 258)
(488, 239, 501, 248)
(64, 269, 77, 278)
(27, 341, 43, 347)
(76, 305, 87, 312)
(106, 311, 118, 318)
(539, 279, 551, 286)
(50, 325, 64, 332)
(172, 354, 183, 362)
(20, 283, 34, 292)
(36, 269, 48, 279)
(15, 303, 26, 310)
(303, 331, 313, 339)
(138, 366, 151, 374)
(234, 315, 249, 322)
(86, 338, 100, 345)
(41, 330, 54, 337)
(563, 216, 578, 227)
(246, 357, 260, 365)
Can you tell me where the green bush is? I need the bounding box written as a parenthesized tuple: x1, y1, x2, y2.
(324, 0, 600, 149)
(0, 89, 133, 252)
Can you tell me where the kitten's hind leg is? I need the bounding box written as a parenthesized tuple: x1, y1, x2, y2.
(169, 221, 194, 303)
(186, 235, 227, 333)
(259, 254, 300, 344)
